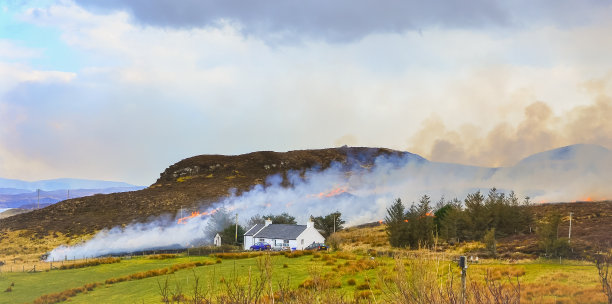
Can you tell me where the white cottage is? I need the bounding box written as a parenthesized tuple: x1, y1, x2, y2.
(243, 218, 325, 250)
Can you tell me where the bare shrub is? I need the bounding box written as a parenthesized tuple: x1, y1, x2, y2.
(157, 276, 171, 304)
(596, 253, 612, 304)
(327, 232, 343, 251)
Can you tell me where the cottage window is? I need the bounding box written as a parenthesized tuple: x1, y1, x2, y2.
(284, 240, 289, 244)
(259, 238, 264, 242)
(301, 239, 304, 244)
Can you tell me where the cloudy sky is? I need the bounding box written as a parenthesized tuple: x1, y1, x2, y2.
(1, 0, 612, 185)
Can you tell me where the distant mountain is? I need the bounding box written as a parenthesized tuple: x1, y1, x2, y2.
(0, 178, 144, 209)
(0, 188, 31, 195)
(0, 178, 139, 192)
(490, 144, 612, 201)
(0, 186, 145, 209)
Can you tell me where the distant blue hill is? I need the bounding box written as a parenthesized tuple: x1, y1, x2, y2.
(0, 178, 139, 192)
(0, 178, 144, 209)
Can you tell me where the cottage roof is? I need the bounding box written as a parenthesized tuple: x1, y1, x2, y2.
(253, 224, 307, 240)
(244, 224, 264, 236)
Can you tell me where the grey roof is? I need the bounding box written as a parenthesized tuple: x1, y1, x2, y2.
(253, 224, 307, 240)
(244, 224, 265, 236)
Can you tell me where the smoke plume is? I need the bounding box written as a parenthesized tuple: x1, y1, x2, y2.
(408, 88, 612, 168)
(46, 144, 612, 260)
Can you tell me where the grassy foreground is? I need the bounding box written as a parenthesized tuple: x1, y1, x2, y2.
(0, 250, 608, 304)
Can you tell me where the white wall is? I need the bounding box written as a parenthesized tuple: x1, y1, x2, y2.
(244, 235, 254, 250)
(295, 226, 325, 250)
(214, 234, 221, 247)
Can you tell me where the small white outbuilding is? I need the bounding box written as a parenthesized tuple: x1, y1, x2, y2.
(213, 233, 222, 247)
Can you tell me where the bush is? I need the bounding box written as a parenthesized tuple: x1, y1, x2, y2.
(356, 283, 370, 290)
(214, 251, 281, 260)
(327, 233, 343, 251)
(347, 278, 356, 286)
(32, 283, 102, 304)
(483, 228, 497, 257)
(356, 290, 372, 299)
(59, 257, 120, 270)
(148, 254, 178, 260)
(283, 251, 312, 258)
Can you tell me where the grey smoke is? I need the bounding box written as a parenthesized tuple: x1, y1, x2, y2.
(70, 0, 609, 43)
(46, 143, 612, 260)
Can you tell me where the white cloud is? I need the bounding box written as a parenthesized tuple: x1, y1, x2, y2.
(1, 1, 612, 184)
(0, 40, 41, 59)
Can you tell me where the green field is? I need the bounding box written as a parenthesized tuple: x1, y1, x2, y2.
(0, 252, 607, 304)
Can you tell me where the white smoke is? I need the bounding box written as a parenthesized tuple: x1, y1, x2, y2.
(46, 144, 612, 260)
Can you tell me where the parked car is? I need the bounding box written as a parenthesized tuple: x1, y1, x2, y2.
(304, 243, 328, 251)
(250, 242, 271, 251)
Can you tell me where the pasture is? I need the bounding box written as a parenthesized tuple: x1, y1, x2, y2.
(0, 250, 607, 304)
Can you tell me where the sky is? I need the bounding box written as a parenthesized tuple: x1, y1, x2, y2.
(1, 0, 612, 186)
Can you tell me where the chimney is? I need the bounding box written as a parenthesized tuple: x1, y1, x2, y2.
(306, 216, 314, 228)
(264, 218, 272, 227)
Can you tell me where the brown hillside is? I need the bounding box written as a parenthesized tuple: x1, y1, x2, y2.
(498, 201, 612, 256)
(0, 147, 405, 235)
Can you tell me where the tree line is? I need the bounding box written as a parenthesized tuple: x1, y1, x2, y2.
(385, 188, 534, 250)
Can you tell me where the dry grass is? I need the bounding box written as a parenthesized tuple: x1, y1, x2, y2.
(212, 251, 282, 259)
(283, 250, 313, 258)
(32, 282, 102, 304)
(521, 282, 605, 303)
(335, 258, 380, 275)
(58, 257, 120, 270)
(334, 224, 390, 252)
(148, 253, 178, 260)
(0, 229, 95, 273)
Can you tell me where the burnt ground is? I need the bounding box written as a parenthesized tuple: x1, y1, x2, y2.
(0, 147, 404, 236)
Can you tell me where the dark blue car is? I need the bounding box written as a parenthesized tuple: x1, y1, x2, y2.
(250, 242, 271, 251)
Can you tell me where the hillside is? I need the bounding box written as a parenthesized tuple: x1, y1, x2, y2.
(0, 208, 29, 219)
(0, 147, 404, 234)
(1, 144, 611, 258)
(499, 200, 612, 256)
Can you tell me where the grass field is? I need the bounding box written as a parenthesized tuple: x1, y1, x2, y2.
(0, 251, 607, 304)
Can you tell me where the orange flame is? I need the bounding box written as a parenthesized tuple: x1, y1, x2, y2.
(575, 196, 594, 203)
(177, 208, 220, 224)
(307, 185, 349, 199)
